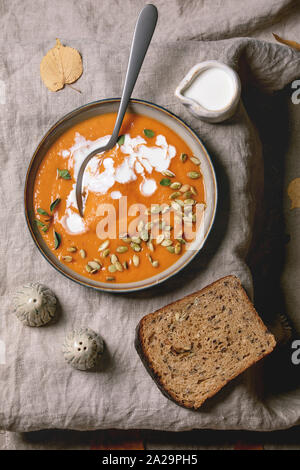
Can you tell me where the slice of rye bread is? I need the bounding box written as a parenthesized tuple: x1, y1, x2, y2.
(135, 275, 276, 409)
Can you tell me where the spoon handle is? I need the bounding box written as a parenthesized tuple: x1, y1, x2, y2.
(110, 4, 158, 144)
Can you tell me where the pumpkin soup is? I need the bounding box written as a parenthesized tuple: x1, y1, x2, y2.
(33, 113, 206, 283)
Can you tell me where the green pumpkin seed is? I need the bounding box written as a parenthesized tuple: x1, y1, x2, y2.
(102, 248, 110, 257)
(176, 238, 186, 244)
(187, 171, 201, 179)
(183, 191, 193, 199)
(85, 264, 93, 273)
(180, 184, 190, 193)
(132, 254, 140, 267)
(98, 240, 109, 251)
(62, 255, 72, 262)
(131, 236, 141, 244)
(171, 201, 182, 212)
(88, 261, 101, 271)
(156, 234, 164, 245)
(106, 276, 115, 281)
(147, 241, 154, 252)
(110, 254, 118, 264)
(162, 170, 175, 178)
(161, 239, 173, 247)
(115, 261, 123, 272)
(170, 191, 181, 200)
(117, 134, 125, 145)
(147, 254, 153, 264)
(190, 186, 197, 196)
(116, 246, 128, 253)
(170, 182, 182, 190)
(108, 264, 117, 273)
(123, 261, 128, 270)
(174, 199, 184, 207)
(175, 242, 182, 254)
(184, 199, 196, 205)
(67, 246, 77, 252)
(79, 249, 86, 258)
(130, 242, 141, 252)
(190, 156, 200, 165)
(137, 220, 144, 231)
(150, 205, 161, 214)
(167, 246, 175, 253)
(152, 260, 159, 268)
(180, 153, 188, 162)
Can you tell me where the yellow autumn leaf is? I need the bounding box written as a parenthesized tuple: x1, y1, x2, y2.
(273, 33, 300, 52)
(40, 39, 83, 92)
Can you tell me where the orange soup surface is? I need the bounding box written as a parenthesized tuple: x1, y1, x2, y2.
(33, 113, 206, 283)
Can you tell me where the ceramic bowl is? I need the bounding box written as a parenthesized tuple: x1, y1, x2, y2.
(175, 60, 241, 123)
(25, 99, 217, 292)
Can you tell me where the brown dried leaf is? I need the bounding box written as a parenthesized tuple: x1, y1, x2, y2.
(273, 33, 300, 52)
(40, 39, 83, 92)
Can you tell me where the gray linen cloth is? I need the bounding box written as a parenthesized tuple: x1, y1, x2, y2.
(0, 0, 300, 431)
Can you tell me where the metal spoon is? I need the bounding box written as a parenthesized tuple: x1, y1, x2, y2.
(75, 4, 158, 216)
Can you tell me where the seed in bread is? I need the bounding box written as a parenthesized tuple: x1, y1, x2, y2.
(135, 275, 276, 409)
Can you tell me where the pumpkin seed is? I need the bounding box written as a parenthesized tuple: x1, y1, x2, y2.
(190, 186, 197, 196)
(123, 261, 128, 270)
(180, 184, 190, 193)
(110, 254, 118, 264)
(108, 264, 117, 273)
(183, 191, 193, 199)
(161, 239, 173, 247)
(117, 134, 125, 145)
(88, 261, 101, 271)
(67, 246, 77, 252)
(167, 246, 175, 253)
(156, 233, 164, 244)
(132, 254, 140, 267)
(137, 220, 144, 232)
(140, 230, 149, 242)
(102, 248, 110, 257)
(171, 201, 182, 212)
(170, 182, 182, 190)
(184, 199, 196, 205)
(98, 240, 109, 251)
(161, 205, 170, 214)
(116, 246, 128, 253)
(175, 242, 182, 254)
(147, 254, 153, 264)
(131, 236, 141, 244)
(79, 249, 86, 258)
(162, 169, 175, 178)
(190, 156, 200, 165)
(174, 199, 184, 207)
(85, 264, 92, 273)
(177, 238, 186, 244)
(115, 261, 123, 272)
(147, 241, 154, 252)
(150, 204, 161, 214)
(130, 242, 141, 252)
(187, 171, 201, 179)
(152, 260, 159, 268)
(180, 153, 188, 162)
(62, 255, 72, 262)
(170, 191, 181, 199)
(145, 221, 153, 230)
(106, 276, 115, 281)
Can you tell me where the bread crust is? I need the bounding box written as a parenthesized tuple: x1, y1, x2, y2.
(135, 275, 276, 410)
